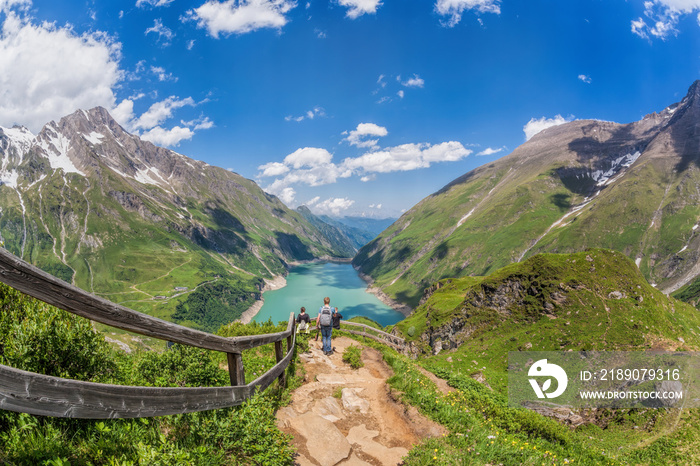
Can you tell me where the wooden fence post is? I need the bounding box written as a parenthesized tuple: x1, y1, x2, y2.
(227, 352, 245, 386)
(274, 341, 285, 386)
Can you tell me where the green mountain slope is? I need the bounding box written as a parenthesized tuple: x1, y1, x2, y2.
(294, 205, 357, 256)
(387, 249, 700, 465)
(394, 249, 700, 383)
(354, 81, 700, 307)
(0, 107, 352, 329)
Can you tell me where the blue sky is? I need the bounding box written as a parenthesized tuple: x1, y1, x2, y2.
(1, 0, 700, 218)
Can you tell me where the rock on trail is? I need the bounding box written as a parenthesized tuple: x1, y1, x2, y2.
(277, 336, 446, 465)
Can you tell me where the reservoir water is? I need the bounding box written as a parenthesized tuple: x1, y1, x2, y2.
(252, 262, 405, 327)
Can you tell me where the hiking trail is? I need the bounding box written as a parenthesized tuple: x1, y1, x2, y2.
(277, 336, 446, 466)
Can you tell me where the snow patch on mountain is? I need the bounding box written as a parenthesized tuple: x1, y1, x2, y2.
(1, 126, 35, 158)
(591, 151, 641, 186)
(457, 208, 476, 227)
(83, 132, 105, 145)
(135, 167, 170, 190)
(0, 170, 19, 188)
(38, 128, 85, 176)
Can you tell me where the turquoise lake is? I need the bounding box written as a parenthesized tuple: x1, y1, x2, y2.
(252, 262, 405, 327)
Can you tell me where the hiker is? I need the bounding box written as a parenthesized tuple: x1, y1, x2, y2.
(316, 297, 334, 355)
(332, 307, 343, 330)
(296, 307, 311, 334)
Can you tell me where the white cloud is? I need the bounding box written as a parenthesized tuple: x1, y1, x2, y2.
(182, 115, 214, 130)
(397, 90, 405, 99)
(150, 65, 177, 82)
(0, 11, 123, 132)
(284, 147, 333, 168)
(369, 203, 382, 209)
(342, 141, 471, 173)
(112, 97, 213, 147)
(312, 197, 355, 216)
(277, 187, 296, 205)
(258, 147, 350, 198)
(285, 106, 325, 122)
(337, 0, 382, 19)
(111, 99, 136, 127)
(262, 183, 296, 205)
(344, 122, 388, 148)
(0, 2, 211, 147)
(629, 0, 700, 39)
(186, 0, 297, 38)
(477, 147, 502, 156)
(136, 0, 175, 7)
(258, 131, 472, 194)
(435, 0, 501, 27)
(578, 74, 591, 84)
(306, 196, 320, 206)
(401, 74, 425, 88)
(523, 115, 573, 141)
(631, 18, 648, 37)
(133, 96, 195, 130)
(0, 0, 30, 12)
(186, 39, 196, 49)
(258, 161, 290, 177)
(140, 125, 194, 146)
(145, 18, 175, 46)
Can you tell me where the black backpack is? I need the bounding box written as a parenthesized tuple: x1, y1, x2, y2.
(319, 305, 332, 327)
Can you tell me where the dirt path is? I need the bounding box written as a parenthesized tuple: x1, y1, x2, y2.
(277, 336, 446, 466)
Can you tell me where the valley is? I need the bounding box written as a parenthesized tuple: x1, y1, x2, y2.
(3, 82, 700, 465)
(354, 81, 700, 310)
(0, 107, 364, 331)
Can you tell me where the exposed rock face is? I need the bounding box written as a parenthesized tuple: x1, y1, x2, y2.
(418, 277, 569, 355)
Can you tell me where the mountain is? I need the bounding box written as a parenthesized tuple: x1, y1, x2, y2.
(324, 216, 396, 249)
(294, 206, 357, 256)
(0, 107, 353, 330)
(354, 81, 700, 307)
(316, 214, 394, 250)
(394, 249, 700, 359)
(293, 207, 396, 251)
(333, 216, 396, 238)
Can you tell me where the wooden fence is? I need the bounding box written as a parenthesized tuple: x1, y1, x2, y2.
(310, 321, 406, 350)
(0, 248, 296, 419)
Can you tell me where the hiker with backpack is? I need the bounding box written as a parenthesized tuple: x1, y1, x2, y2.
(296, 307, 311, 334)
(316, 297, 334, 355)
(332, 307, 343, 330)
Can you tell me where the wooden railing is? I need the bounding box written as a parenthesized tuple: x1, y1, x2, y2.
(310, 321, 406, 350)
(0, 248, 296, 419)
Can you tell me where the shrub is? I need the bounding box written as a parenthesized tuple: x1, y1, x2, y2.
(342, 345, 364, 369)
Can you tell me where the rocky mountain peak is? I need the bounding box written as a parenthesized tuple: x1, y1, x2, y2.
(685, 79, 700, 102)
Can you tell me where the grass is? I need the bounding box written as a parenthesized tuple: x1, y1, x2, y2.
(353, 249, 700, 465)
(0, 284, 303, 465)
(355, 148, 700, 309)
(346, 315, 383, 329)
(342, 344, 364, 369)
